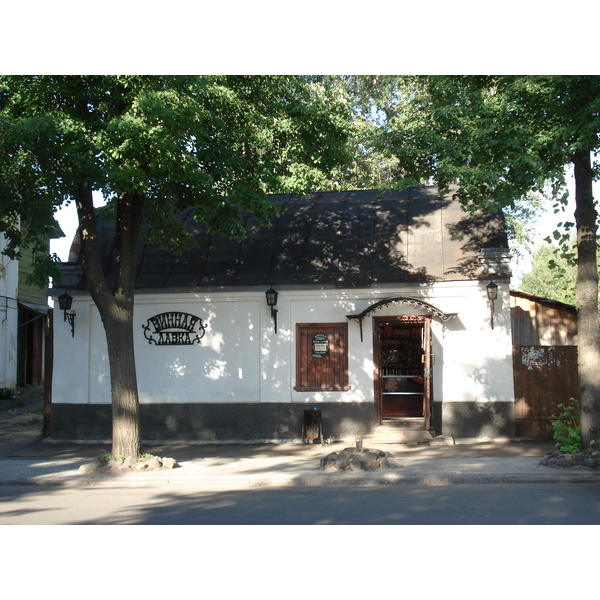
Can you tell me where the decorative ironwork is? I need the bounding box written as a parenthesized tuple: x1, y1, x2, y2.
(64, 310, 76, 338)
(265, 287, 279, 333)
(486, 280, 498, 329)
(58, 292, 76, 337)
(346, 297, 456, 341)
(143, 312, 206, 346)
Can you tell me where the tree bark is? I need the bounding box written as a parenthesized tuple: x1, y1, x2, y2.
(106, 190, 144, 457)
(103, 305, 141, 458)
(76, 183, 143, 458)
(573, 151, 600, 448)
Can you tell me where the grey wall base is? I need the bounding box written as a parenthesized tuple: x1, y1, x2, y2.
(51, 401, 516, 443)
(51, 402, 377, 443)
(431, 401, 516, 439)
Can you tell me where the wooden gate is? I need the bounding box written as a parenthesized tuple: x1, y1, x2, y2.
(512, 345, 579, 440)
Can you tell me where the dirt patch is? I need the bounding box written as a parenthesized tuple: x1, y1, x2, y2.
(0, 400, 44, 446)
(0, 390, 63, 457)
(0, 399, 43, 443)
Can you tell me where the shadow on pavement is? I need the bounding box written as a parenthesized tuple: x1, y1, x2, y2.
(1, 386, 556, 463)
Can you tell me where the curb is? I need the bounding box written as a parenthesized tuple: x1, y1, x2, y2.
(3, 467, 600, 488)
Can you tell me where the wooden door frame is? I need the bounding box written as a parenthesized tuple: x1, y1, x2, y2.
(373, 316, 432, 427)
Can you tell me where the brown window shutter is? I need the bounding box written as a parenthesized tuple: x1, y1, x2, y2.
(294, 323, 350, 392)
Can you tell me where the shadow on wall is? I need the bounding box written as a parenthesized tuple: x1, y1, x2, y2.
(139, 403, 375, 442)
(82, 187, 507, 291)
(510, 301, 577, 346)
(439, 401, 516, 439)
(435, 351, 516, 439)
(444, 211, 506, 279)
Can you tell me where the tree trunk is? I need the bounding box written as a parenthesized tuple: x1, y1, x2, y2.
(103, 304, 141, 458)
(76, 184, 144, 458)
(573, 151, 600, 448)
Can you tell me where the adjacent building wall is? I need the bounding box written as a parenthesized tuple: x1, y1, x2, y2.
(510, 290, 577, 346)
(510, 289, 579, 439)
(2, 231, 54, 389)
(0, 234, 19, 389)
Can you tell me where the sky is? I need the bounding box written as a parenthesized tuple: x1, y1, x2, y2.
(51, 194, 102, 262)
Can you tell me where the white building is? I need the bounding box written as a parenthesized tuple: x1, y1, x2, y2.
(50, 186, 515, 443)
(1, 228, 54, 391)
(0, 233, 19, 389)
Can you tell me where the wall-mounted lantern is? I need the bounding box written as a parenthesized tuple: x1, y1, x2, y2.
(486, 281, 498, 329)
(265, 287, 278, 333)
(58, 292, 76, 337)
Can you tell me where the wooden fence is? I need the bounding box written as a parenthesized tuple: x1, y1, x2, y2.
(512, 345, 579, 440)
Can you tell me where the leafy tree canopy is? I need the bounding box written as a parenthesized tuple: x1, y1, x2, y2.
(0, 75, 354, 457)
(0, 75, 353, 284)
(520, 238, 600, 309)
(339, 75, 600, 207)
(520, 243, 577, 306)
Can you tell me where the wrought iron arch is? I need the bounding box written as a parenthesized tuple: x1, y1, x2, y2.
(346, 297, 456, 341)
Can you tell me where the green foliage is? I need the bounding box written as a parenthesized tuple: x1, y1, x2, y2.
(99, 451, 155, 463)
(99, 451, 125, 463)
(520, 238, 600, 309)
(0, 76, 356, 457)
(552, 398, 582, 454)
(324, 75, 406, 189)
(503, 190, 547, 261)
(0, 387, 17, 400)
(0, 75, 353, 277)
(341, 75, 600, 207)
(520, 243, 577, 305)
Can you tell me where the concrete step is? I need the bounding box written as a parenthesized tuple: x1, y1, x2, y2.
(361, 426, 454, 446)
(365, 428, 433, 445)
(380, 418, 426, 429)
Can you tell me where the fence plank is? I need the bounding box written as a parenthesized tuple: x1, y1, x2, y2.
(513, 346, 579, 440)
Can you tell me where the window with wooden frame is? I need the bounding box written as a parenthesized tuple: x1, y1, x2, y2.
(295, 323, 350, 391)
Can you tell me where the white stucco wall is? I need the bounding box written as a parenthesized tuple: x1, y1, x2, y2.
(51, 280, 515, 409)
(0, 234, 19, 389)
(435, 281, 514, 404)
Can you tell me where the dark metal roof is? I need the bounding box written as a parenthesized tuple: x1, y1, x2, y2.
(68, 186, 509, 291)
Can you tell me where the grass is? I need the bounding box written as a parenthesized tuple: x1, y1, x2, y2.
(0, 388, 17, 400)
(0, 400, 25, 412)
(99, 451, 156, 463)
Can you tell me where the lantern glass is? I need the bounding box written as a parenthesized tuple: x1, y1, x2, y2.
(265, 287, 278, 307)
(58, 292, 73, 312)
(486, 281, 498, 301)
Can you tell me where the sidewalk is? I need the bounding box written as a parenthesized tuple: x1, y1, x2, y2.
(2, 439, 600, 488)
(2, 387, 599, 488)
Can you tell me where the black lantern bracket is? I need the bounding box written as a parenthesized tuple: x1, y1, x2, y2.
(486, 280, 498, 329)
(265, 287, 279, 333)
(58, 292, 76, 337)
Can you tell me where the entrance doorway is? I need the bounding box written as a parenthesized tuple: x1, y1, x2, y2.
(374, 316, 431, 428)
(18, 306, 45, 387)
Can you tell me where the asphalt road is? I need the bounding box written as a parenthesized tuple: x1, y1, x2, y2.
(2, 481, 599, 525)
